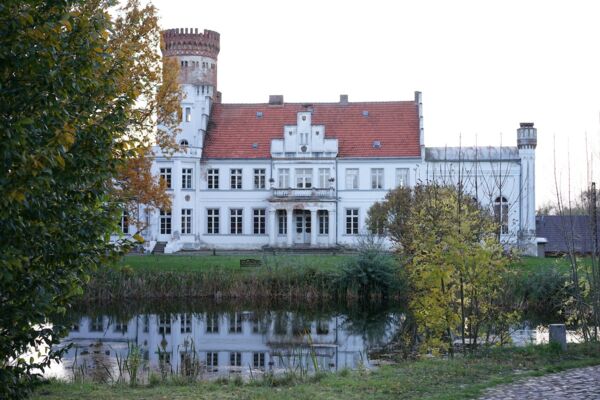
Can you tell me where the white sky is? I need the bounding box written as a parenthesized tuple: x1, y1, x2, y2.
(153, 0, 600, 207)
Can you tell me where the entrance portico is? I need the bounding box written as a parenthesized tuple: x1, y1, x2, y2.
(267, 203, 336, 248)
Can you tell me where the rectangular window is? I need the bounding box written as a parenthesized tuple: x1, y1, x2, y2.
(207, 208, 219, 234)
(254, 168, 266, 189)
(159, 167, 172, 189)
(181, 209, 192, 234)
(160, 209, 172, 235)
(316, 320, 329, 335)
(114, 321, 128, 334)
(346, 208, 359, 235)
(295, 168, 312, 188)
(277, 210, 287, 235)
(371, 168, 384, 189)
(206, 313, 219, 333)
(230, 168, 242, 189)
(278, 168, 290, 188)
(229, 313, 242, 333)
(253, 353, 265, 368)
(182, 168, 192, 189)
(299, 132, 309, 145)
(180, 313, 192, 334)
(230, 209, 243, 234)
(230, 352, 241, 367)
(120, 209, 129, 234)
(253, 209, 266, 234)
(206, 352, 218, 372)
(318, 210, 329, 235)
(207, 168, 219, 189)
(395, 168, 409, 187)
(90, 316, 103, 332)
(185, 106, 191, 122)
(345, 169, 359, 189)
(158, 315, 171, 335)
(318, 168, 330, 188)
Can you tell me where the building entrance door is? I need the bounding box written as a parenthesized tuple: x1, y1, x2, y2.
(294, 210, 311, 244)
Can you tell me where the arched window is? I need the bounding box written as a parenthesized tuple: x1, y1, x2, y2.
(494, 196, 509, 234)
(180, 139, 189, 147)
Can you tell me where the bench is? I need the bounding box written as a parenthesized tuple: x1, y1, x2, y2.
(240, 258, 261, 268)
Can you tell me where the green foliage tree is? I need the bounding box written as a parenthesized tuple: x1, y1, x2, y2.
(0, 1, 178, 397)
(367, 185, 518, 354)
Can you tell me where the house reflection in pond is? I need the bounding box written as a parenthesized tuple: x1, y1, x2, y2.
(50, 311, 398, 381)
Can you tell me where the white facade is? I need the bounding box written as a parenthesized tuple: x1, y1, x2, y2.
(121, 28, 538, 255)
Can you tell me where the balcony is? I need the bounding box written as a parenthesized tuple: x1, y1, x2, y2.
(270, 187, 336, 201)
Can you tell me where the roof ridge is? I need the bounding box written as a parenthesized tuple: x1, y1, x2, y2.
(215, 100, 416, 107)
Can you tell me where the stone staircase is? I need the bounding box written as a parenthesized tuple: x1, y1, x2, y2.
(151, 241, 167, 254)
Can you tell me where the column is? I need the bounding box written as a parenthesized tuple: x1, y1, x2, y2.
(328, 209, 336, 246)
(310, 209, 318, 246)
(268, 209, 276, 246)
(286, 209, 293, 247)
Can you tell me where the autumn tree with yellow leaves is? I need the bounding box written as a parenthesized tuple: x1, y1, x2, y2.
(0, 1, 181, 397)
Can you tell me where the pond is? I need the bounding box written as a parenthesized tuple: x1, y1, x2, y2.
(44, 301, 581, 384)
(44, 301, 403, 383)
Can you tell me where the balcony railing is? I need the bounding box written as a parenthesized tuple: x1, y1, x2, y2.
(270, 187, 336, 200)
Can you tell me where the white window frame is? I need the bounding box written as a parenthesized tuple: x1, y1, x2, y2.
(181, 168, 193, 189)
(180, 313, 192, 334)
(278, 168, 290, 188)
(277, 210, 287, 235)
(295, 168, 312, 188)
(207, 208, 219, 234)
(371, 168, 384, 189)
(253, 352, 265, 368)
(120, 209, 129, 234)
(346, 208, 359, 235)
(181, 208, 192, 234)
(345, 168, 359, 190)
(159, 167, 172, 189)
(160, 209, 172, 234)
(185, 106, 191, 122)
(253, 209, 266, 234)
(318, 210, 329, 235)
(254, 168, 266, 189)
(230, 208, 243, 234)
(396, 168, 409, 187)
(206, 351, 218, 371)
(230, 351, 242, 367)
(206, 313, 219, 333)
(318, 168, 330, 188)
(230, 168, 242, 189)
(207, 168, 219, 189)
(494, 196, 509, 234)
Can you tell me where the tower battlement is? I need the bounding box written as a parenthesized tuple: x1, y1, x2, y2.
(161, 28, 220, 59)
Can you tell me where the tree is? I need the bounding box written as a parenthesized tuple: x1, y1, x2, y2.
(367, 185, 517, 354)
(0, 1, 178, 397)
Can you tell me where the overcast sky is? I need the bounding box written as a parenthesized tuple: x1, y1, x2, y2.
(152, 0, 600, 207)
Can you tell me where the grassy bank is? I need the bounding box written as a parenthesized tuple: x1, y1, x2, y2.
(82, 254, 575, 307)
(34, 343, 600, 400)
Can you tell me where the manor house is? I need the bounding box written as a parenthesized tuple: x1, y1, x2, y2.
(130, 28, 538, 255)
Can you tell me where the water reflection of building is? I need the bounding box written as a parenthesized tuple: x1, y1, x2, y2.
(54, 312, 392, 380)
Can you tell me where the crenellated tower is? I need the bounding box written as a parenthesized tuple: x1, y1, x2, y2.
(160, 28, 221, 149)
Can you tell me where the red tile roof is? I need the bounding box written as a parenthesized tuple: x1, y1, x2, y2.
(203, 101, 420, 159)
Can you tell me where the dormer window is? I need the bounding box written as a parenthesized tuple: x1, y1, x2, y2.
(362, 110, 369, 117)
(372, 140, 381, 149)
(180, 139, 189, 146)
(302, 115, 306, 121)
(256, 111, 263, 118)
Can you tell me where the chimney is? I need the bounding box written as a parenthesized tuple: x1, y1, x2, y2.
(340, 94, 348, 104)
(268, 95, 284, 105)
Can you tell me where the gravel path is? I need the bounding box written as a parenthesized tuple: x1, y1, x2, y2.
(478, 365, 600, 399)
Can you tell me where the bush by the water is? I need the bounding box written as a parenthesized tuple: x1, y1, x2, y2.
(338, 240, 405, 299)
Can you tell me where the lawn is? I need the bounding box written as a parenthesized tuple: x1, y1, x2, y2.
(117, 253, 354, 273)
(118, 252, 574, 274)
(34, 343, 600, 400)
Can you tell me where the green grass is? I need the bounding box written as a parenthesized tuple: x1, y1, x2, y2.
(33, 343, 600, 400)
(117, 254, 353, 273)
